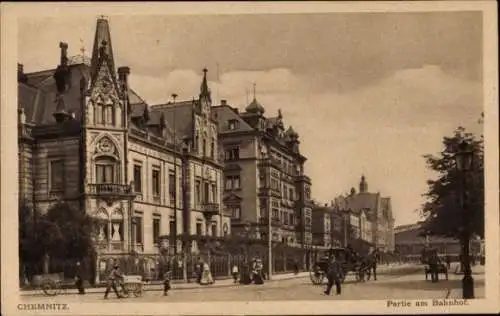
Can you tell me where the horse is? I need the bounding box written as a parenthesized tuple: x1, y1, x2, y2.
(363, 250, 380, 281)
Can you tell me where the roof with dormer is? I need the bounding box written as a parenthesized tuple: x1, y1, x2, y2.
(211, 104, 254, 134)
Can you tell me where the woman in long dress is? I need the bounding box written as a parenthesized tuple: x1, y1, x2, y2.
(200, 262, 214, 285)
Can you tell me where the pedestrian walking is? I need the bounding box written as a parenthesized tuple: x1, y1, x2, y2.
(200, 262, 214, 285)
(324, 255, 342, 296)
(195, 257, 203, 284)
(104, 264, 124, 299)
(232, 264, 239, 283)
(74, 261, 85, 295)
(428, 252, 439, 283)
(445, 255, 451, 270)
(163, 270, 172, 296)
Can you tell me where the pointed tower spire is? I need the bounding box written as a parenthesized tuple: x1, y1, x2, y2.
(253, 83, 256, 100)
(90, 17, 115, 81)
(359, 174, 368, 193)
(200, 68, 211, 101)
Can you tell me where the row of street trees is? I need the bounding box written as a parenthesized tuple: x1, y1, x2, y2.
(19, 201, 97, 280)
(420, 116, 484, 241)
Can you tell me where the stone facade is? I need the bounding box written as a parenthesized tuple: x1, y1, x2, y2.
(17, 17, 231, 267)
(212, 98, 313, 247)
(332, 175, 395, 251)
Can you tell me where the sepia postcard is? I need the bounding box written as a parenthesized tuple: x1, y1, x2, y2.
(1, 1, 499, 315)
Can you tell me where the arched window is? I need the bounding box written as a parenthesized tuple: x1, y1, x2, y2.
(95, 208, 125, 252)
(95, 156, 118, 184)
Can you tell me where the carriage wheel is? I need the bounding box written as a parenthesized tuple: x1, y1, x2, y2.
(41, 280, 58, 296)
(309, 267, 324, 285)
(119, 286, 130, 298)
(133, 284, 143, 297)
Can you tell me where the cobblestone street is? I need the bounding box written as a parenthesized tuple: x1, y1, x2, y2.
(20, 264, 485, 303)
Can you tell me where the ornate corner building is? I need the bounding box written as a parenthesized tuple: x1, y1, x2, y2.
(212, 95, 314, 248)
(18, 18, 231, 269)
(332, 175, 395, 252)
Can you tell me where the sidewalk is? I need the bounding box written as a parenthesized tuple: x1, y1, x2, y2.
(445, 265, 486, 299)
(20, 272, 309, 296)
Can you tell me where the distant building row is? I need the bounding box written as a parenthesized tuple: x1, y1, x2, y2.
(310, 176, 395, 252)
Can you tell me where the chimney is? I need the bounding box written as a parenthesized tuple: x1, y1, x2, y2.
(18, 63, 27, 83)
(220, 99, 227, 106)
(118, 66, 130, 84)
(118, 66, 131, 115)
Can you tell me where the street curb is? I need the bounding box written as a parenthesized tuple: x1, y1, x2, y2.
(20, 274, 310, 297)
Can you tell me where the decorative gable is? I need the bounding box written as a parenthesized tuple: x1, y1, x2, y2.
(223, 193, 242, 204)
(89, 63, 121, 108)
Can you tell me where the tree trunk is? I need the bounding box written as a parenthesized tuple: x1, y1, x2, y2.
(43, 253, 50, 274)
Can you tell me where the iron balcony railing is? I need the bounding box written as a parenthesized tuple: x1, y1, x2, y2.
(259, 217, 282, 226)
(201, 202, 220, 214)
(88, 183, 133, 196)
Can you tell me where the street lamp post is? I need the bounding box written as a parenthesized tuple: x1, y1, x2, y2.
(454, 140, 475, 299)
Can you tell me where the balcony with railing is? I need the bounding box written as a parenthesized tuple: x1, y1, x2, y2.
(258, 157, 282, 169)
(88, 183, 134, 197)
(96, 241, 125, 253)
(258, 216, 282, 227)
(201, 202, 220, 216)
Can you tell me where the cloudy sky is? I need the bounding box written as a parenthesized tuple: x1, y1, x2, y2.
(18, 12, 484, 226)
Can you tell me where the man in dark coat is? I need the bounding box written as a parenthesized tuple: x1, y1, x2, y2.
(324, 255, 343, 296)
(428, 252, 439, 283)
(104, 264, 123, 299)
(74, 261, 85, 294)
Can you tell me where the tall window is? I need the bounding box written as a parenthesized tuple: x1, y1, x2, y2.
(203, 182, 209, 203)
(211, 183, 217, 203)
(153, 218, 160, 244)
(195, 180, 201, 205)
(211, 224, 217, 237)
(96, 158, 115, 184)
(169, 220, 176, 236)
(210, 139, 215, 158)
(196, 222, 203, 235)
(101, 106, 106, 124)
(152, 168, 160, 197)
(224, 147, 240, 161)
(225, 175, 240, 190)
(168, 170, 176, 204)
(230, 206, 241, 219)
(133, 164, 142, 193)
(202, 138, 206, 157)
(194, 133, 199, 153)
(134, 216, 143, 244)
(49, 160, 64, 191)
(289, 188, 294, 201)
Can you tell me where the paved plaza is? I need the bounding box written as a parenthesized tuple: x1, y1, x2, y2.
(20, 264, 485, 303)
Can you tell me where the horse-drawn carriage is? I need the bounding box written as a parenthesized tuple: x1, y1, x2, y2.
(309, 247, 364, 285)
(421, 248, 448, 281)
